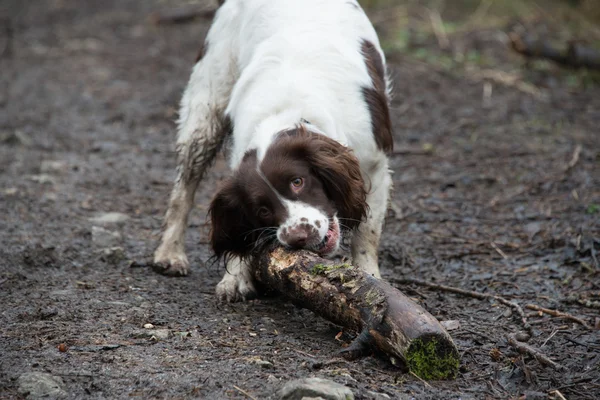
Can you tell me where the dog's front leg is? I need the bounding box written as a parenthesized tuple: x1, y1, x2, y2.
(153, 5, 239, 276)
(351, 166, 392, 278)
(216, 257, 256, 302)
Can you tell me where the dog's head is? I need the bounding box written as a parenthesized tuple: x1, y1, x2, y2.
(208, 126, 367, 260)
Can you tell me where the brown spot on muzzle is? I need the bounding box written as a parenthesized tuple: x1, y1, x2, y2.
(281, 223, 319, 249)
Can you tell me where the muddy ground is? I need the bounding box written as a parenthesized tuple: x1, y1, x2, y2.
(1, 0, 599, 399)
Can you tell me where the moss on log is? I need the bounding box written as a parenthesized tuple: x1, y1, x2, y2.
(254, 248, 460, 380)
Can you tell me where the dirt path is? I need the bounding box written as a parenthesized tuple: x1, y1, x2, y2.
(1, 1, 599, 399)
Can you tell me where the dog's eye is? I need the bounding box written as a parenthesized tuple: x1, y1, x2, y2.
(290, 177, 304, 193)
(257, 206, 271, 219)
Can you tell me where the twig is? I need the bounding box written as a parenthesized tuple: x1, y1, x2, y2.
(507, 334, 565, 371)
(148, 5, 218, 25)
(564, 144, 582, 173)
(232, 385, 257, 400)
(526, 304, 592, 330)
(468, 67, 548, 100)
(549, 390, 567, 400)
(489, 144, 582, 207)
(410, 371, 433, 388)
(490, 242, 508, 260)
(591, 240, 599, 270)
(428, 9, 449, 49)
(392, 278, 532, 333)
(541, 328, 559, 348)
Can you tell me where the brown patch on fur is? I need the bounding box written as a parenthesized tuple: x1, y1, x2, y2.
(209, 150, 287, 259)
(361, 40, 393, 153)
(208, 126, 368, 259)
(266, 126, 368, 228)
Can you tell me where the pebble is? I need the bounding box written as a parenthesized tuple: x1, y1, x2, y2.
(40, 160, 67, 173)
(144, 323, 154, 329)
(134, 328, 170, 340)
(440, 320, 460, 331)
(88, 212, 130, 225)
(17, 372, 67, 399)
(1, 129, 33, 146)
(248, 357, 274, 369)
(367, 391, 391, 400)
(515, 331, 531, 342)
(28, 174, 56, 184)
(91, 226, 122, 247)
(279, 377, 354, 400)
(100, 246, 125, 264)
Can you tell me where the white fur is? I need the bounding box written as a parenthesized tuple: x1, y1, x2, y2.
(278, 200, 330, 244)
(153, 0, 391, 297)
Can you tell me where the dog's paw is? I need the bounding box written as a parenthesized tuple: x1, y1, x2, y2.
(152, 252, 191, 276)
(216, 272, 257, 302)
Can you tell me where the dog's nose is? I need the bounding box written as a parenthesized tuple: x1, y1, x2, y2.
(286, 229, 308, 248)
(281, 226, 312, 248)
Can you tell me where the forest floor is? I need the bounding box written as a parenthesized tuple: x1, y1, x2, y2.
(1, 0, 599, 399)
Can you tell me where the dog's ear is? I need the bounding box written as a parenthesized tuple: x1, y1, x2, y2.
(307, 136, 368, 229)
(208, 179, 254, 259)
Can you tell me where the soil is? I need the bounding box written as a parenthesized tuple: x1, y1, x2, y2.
(1, 1, 599, 399)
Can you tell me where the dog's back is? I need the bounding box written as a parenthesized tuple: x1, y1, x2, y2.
(215, 0, 389, 169)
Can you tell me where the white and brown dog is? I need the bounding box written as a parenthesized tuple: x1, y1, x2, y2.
(152, 0, 393, 302)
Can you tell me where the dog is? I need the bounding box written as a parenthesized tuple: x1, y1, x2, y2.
(152, 0, 393, 302)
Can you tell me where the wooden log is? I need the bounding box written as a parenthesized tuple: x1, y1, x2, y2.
(509, 33, 600, 70)
(254, 248, 460, 380)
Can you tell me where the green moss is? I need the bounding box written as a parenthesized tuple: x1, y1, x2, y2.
(310, 263, 351, 276)
(406, 336, 460, 380)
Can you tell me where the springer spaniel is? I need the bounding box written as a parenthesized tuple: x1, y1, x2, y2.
(152, 0, 393, 302)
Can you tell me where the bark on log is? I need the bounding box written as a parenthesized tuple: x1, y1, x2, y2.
(255, 248, 460, 380)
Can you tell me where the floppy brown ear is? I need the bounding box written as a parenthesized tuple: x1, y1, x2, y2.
(208, 179, 254, 259)
(307, 136, 368, 229)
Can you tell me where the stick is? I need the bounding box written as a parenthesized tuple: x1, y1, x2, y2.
(255, 248, 460, 380)
(392, 278, 532, 334)
(525, 304, 592, 330)
(510, 33, 600, 70)
(507, 334, 565, 370)
(148, 4, 218, 25)
(232, 385, 257, 400)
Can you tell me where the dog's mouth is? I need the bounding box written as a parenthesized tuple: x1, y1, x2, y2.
(315, 217, 340, 256)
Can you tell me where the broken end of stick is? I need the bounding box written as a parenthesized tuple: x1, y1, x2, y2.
(405, 333, 460, 380)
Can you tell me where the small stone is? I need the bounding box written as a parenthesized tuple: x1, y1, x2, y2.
(28, 174, 56, 184)
(367, 391, 391, 400)
(40, 160, 67, 173)
(3, 187, 18, 195)
(1, 129, 33, 146)
(248, 356, 273, 369)
(515, 331, 531, 342)
(100, 247, 125, 264)
(91, 226, 122, 247)
(440, 320, 460, 331)
(134, 328, 170, 340)
(267, 374, 279, 384)
(17, 372, 67, 399)
(88, 212, 130, 225)
(144, 323, 154, 329)
(280, 377, 354, 400)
